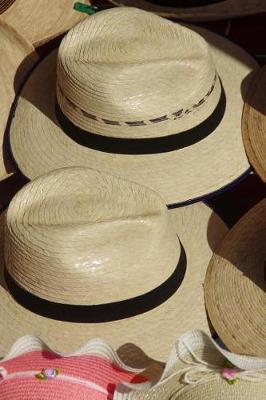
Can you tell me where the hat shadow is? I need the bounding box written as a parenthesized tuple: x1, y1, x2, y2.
(208, 202, 266, 294)
(2, 49, 38, 179)
(241, 66, 266, 116)
(117, 342, 165, 382)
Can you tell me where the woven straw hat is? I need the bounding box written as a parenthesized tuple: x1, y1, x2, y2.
(108, 0, 266, 21)
(242, 66, 266, 183)
(114, 330, 266, 399)
(9, 7, 258, 205)
(0, 335, 148, 399)
(1, 0, 87, 47)
(0, 0, 15, 14)
(0, 20, 38, 182)
(204, 199, 266, 358)
(0, 166, 227, 358)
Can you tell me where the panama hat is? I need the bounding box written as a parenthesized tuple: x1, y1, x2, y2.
(0, 166, 227, 358)
(9, 7, 258, 206)
(242, 66, 266, 183)
(204, 199, 266, 358)
(0, 335, 149, 399)
(107, 0, 266, 21)
(114, 330, 266, 399)
(0, 20, 38, 182)
(1, 0, 87, 47)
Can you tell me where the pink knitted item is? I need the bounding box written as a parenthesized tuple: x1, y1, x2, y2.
(0, 337, 147, 399)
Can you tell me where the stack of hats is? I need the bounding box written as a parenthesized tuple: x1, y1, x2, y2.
(0, 2, 265, 399)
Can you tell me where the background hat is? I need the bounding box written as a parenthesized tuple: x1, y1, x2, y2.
(117, 330, 266, 399)
(0, 19, 38, 182)
(107, 1, 266, 21)
(0, 0, 15, 14)
(204, 199, 266, 357)
(0, 335, 148, 399)
(9, 7, 258, 206)
(1, 0, 87, 47)
(242, 66, 266, 183)
(0, 166, 227, 359)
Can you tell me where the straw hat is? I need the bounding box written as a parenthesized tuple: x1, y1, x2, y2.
(0, 20, 38, 182)
(114, 330, 266, 399)
(108, 0, 266, 21)
(9, 7, 258, 206)
(1, 0, 87, 47)
(0, 166, 227, 358)
(242, 66, 266, 183)
(204, 199, 266, 358)
(0, 0, 15, 14)
(0, 335, 148, 399)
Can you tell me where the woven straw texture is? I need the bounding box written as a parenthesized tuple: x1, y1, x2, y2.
(0, 335, 148, 400)
(0, 19, 38, 181)
(108, 0, 266, 21)
(0, 0, 15, 14)
(1, 0, 88, 47)
(113, 330, 266, 399)
(9, 7, 258, 205)
(0, 167, 227, 358)
(205, 199, 266, 357)
(242, 67, 266, 183)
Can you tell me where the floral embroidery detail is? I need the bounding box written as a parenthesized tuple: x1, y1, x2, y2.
(222, 368, 238, 385)
(35, 368, 59, 380)
(0, 367, 7, 380)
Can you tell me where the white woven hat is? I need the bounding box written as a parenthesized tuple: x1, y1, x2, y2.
(0, 0, 87, 47)
(9, 7, 258, 205)
(0, 19, 38, 182)
(108, 0, 266, 21)
(113, 330, 266, 399)
(0, 166, 227, 358)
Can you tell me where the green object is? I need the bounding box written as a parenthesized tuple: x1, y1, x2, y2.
(224, 359, 235, 369)
(227, 379, 237, 385)
(73, 2, 98, 15)
(35, 372, 46, 380)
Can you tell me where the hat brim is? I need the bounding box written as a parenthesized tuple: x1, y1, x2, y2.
(242, 67, 266, 183)
(205, 199, 266, 357)
(0, 202, 227, 359)
(1, 0, 87, 47)
(107, 0, 266, 21)
(120, 330, 266, 399)
(9, 26, 258, 205)
(0, 20, 38, 182)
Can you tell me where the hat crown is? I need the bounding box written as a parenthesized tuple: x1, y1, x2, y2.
(4, 167, 180, 305)
(56, 7, 220, 139)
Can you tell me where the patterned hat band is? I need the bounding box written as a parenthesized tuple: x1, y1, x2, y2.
(56, 74, 226, 155)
